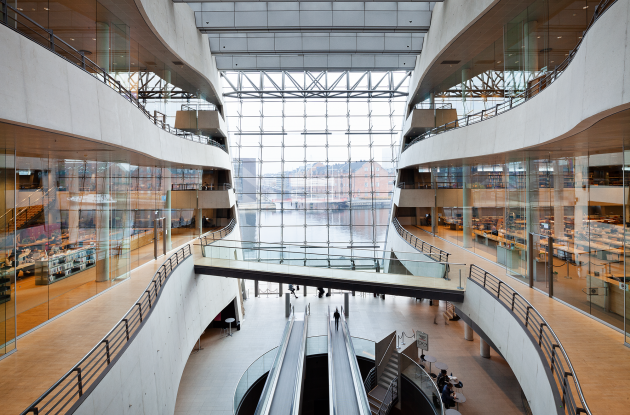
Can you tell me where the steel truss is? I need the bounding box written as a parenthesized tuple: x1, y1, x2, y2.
(437, 70, 505, 99)
(137, 71, 196, 101)
(221, 71, 411, 99)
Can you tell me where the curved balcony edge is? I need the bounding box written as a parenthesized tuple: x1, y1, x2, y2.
(0, 22, 231, 170)
(131, 0, 223, 108)
(400, 0, 629, 169)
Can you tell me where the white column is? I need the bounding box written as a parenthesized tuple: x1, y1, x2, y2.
(480, 338, 490, 358)
(164, 168, 172, 251)
(462, 164, 472, 248)
(464, 323, 474, 341)
(95, 162, 110, 282)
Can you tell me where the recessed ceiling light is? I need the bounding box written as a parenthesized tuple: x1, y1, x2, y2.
(31, 8, 35, 11)
(537, 36, 541, 38)
(515, 61, 519, 63)
(44, 7, 48, 10)
(92, 38, 96, 40)
(496, 61, 501, 64)
(17, 7, 22, 10)
(573, 13, 576, 16)
(557, 36, 562, 39)
(583, 5, 588, 8)
(70, 38, 74, 41)
(551, 61, 554, 63)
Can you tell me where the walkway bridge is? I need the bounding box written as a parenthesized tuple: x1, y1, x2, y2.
(193, 239, 466, 301)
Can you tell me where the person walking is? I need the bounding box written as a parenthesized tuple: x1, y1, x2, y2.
(333, 308, 341, 331)
(288, 284, 298, 299)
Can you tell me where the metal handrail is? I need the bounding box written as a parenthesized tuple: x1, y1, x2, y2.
(392, 218, 450, 263)
(377, 376, 398, 415)
(200, 240, 464, 266)
(290, 306, 309, 415)
(468, 264, 591, 415)
(377, 335, 396, 368)
(396, 182, 432, 189)
(0, 186, 55, 224)
(171, 183, 233, 191)
(0, 1, 227, 153)
(327, 306, 336, 415)
(363, 367, 376, 392)
(21, 244, 193, 415)
(340, 312, 371, 415)
(403, 0, 618, 153)
(254, 317, 295, 415)
(199, 218, 237, 246)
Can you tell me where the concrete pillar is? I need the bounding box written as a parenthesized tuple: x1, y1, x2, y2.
(462, 164, 472, 248)
(461, 68, 471, 106)
(254, 280, 259, 297)
(197, 208, 202, 237)
(96, 22, 110, 72)
(279, 283, 283, 297)
(480, 338, 490, 358)
(164, 169, 172, 251)
(95, 162, 110, 282)
(67, 164, 80, 245)
(431, 168, 438, 235)
(303, 285, 307, 296)
(464, 323, 474, 341)
(327, 288, 331, 297)
(285, 293, 291, 317)
(344, 292, 349, 317)
(553, 160, 565, 240)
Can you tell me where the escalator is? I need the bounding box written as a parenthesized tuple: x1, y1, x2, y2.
(328, 306, 371, 415)
(255, 307, 308, 415)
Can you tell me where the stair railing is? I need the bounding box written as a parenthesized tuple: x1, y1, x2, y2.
(377, 376, 398, 415)
(364, 367, 376, 392)
(1, 186, 56, 229)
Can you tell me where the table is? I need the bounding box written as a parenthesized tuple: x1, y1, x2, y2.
(445, 410, 461, 415)
(422, 354, 436, 375)
(454, 392, 466, 410)
(225, 317, 235, 337)
(434, 362, 448, 371)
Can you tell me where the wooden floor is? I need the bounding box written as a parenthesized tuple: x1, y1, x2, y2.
(402, 225, 630, 415)
(0, 235, 206, 415)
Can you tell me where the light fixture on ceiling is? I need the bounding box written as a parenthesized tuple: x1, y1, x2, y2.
(537, 36, 541, 38)
(496, 61, 501, 64)
(557, 36, 562, 38)
(70, 38, 74, 41)
(17, 7, 22, 11)
(515, 61, 519, 63)
(573, 13, 576, 16)
(31, 8, 35, 11)
(583, 5, 588, 8)
(44, 7, 48, 10)
(92, 38, 96, 40)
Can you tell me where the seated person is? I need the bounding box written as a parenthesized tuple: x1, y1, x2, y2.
(441, 383, 456, 409)
(436, 369, 448, 392)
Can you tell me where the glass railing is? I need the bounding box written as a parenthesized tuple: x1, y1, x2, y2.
(200, 239, 467, 288)
(233, 347, 278, 414)
(253, 319, 293, 415)
(340, 314, 372, 415)
(400, 353, 445, 415)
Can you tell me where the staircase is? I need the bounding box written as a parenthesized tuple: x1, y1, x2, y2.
(368, 351, 399, 415)
(443, 301, 460, 321)
(7, 205, 44, 232)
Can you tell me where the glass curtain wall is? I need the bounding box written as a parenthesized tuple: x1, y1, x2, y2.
(0, 144, 16, 356)
(413, 137, 629, 333)
(226, 72, 407, 264)
(0, 153, 206, 354)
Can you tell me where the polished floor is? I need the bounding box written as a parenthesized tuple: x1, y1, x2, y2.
(174, 293, 527, 415)
(404, 225, 630, 415)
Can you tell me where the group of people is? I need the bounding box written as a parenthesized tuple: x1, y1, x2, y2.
(437, 369, 461, 409)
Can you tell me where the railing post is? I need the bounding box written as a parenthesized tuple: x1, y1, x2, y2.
(483, 271, 487, 287)
(123, 318, 129, 340)
(49, 29, 55, 52)
(74, 368, 83, 396)
(2, 0, 7, 26)
(538, 322, 547, 346)
(80, 51, 86, 69)
(551, 344, 559, 373)
(511, 292, 516, 311)
(525, 306, 531, 328)
(497, 281, 501, 298)
(137, 302, 143, 322)
(102, 339, 111, 364)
